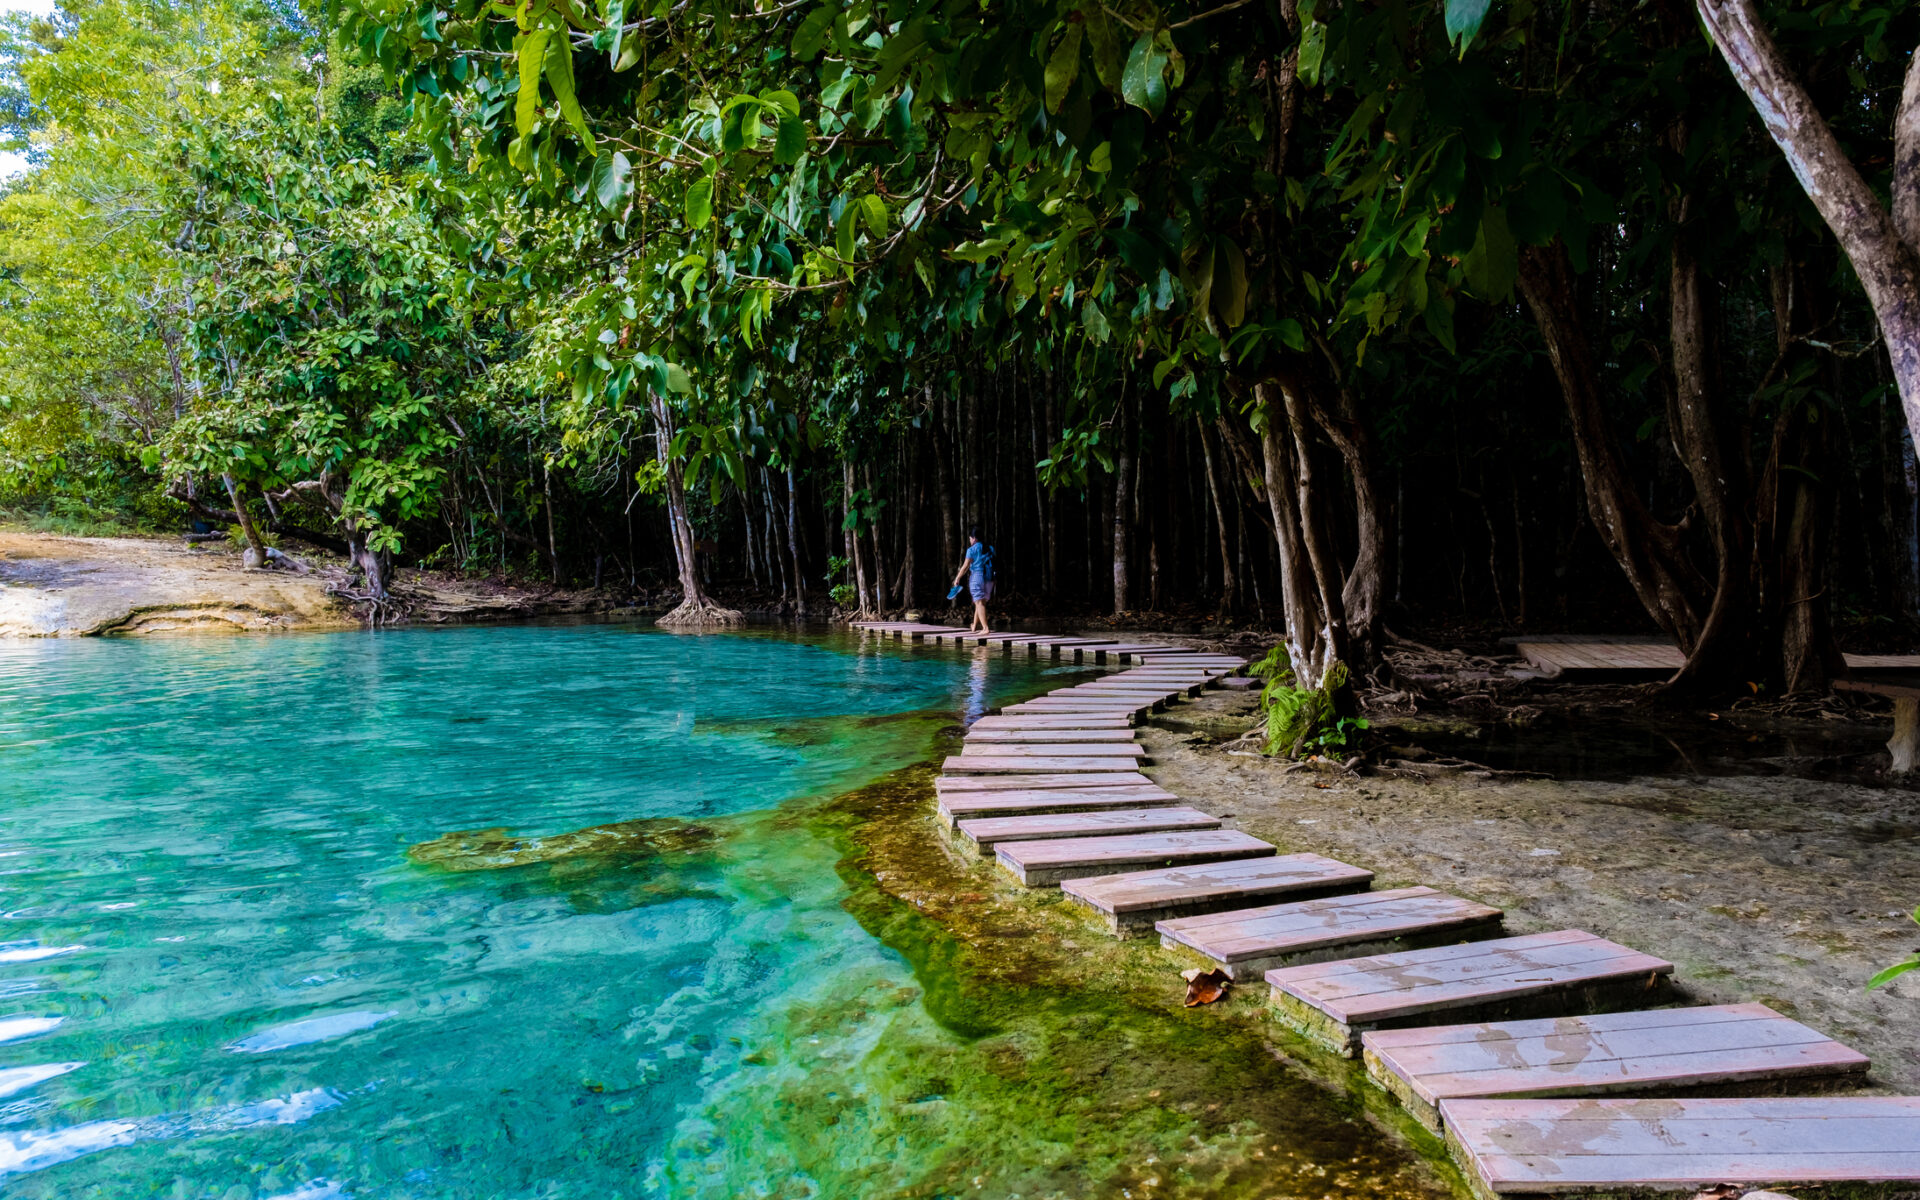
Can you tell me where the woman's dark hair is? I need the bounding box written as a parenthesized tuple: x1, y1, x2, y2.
(968, 524, 983, 540)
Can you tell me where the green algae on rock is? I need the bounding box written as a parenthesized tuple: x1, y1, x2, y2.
(407, 817, 720, 871)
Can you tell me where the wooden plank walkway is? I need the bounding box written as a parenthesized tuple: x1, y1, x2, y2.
(1158, 887, 1503, 981)
(1267, 930, 1675, 1056)
(938, 786, 1181, 827)
(1364, 1003, 1869, 1133)
(1441, 1096, 1920, 1198)
(958, 806, 1221, 853)
(965, 728, 1141, 742)
(1062, 853, 1375, 935)
(996, 829, 1278, 886)
(969, 715, 1136, 730)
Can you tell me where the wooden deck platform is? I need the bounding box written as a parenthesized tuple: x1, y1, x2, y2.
(1157, 886, 1503, 981)
(1441, 1096, 1920, 1199)
(937, 785, 1181, 827)
(1514, 637, 1920, 680)
(935, 772, 1154, 793)
(1364, 1003, 1869, 1133)
(996, 829, 1277, 886)
(957, 806, 1221, 853)
(968, 715, 1136, 730)
(1267, 930, 1675, 1056)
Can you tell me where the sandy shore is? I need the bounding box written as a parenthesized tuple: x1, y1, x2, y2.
(1135, 688, 1920, 1094)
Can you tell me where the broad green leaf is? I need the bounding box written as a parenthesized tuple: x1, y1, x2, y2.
(1272, 317, 1306, 351)
(1464, 204, 1517, 299)
(1868, 958, 1920, 989)
(514, 28, 550, 141)
(774, 115, 808, 165)
(663, 362, 693, 394)
(684, 176, 713, 228)
(1297, 19, 1327, 86)
(1088, 140, 1112, 172)
(1185, 241, 1214, 324)
(1120, 33, 1167, 118)
(835, 204, 858, 262)
(614, 38, 640, 71)
(591, 150, 631, 211)
(1445, 0, 1494, 47)
(792, 6, 834, 60)
(1085, 10, 1122, 89)
(605, 0, 623, 67)
(761, 89, 801, 117)
(859, 193, 887, 238)
(544, 27, 595, 149)
(914, 254, 935, 295)
(1044, 24, 1083, 114)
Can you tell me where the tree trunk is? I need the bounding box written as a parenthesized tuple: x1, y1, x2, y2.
(650, 391, 740, 625)
(866, 465, 889, 614)
(222, 474, 268, 569)
(1255, 386, 1339, 683)
(1199, 420, 1238, 617)
(1518, 241, 1713, 649)
(1112, 377, 1134, 614)
(844, 461, 871, 617)
(785, 466, 808, 617)
(1696, 0, 1920, 458)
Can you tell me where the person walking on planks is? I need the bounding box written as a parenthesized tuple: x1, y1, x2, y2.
(950, 525, 996, 633)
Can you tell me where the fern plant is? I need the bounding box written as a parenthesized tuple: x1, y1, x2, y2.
(1248, 652, 1368, 759)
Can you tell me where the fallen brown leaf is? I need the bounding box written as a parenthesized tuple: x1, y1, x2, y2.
(1182, 966, 1231, 1007)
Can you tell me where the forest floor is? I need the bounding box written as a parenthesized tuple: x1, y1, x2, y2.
(0, 530, 630, 635)
(1134, 684, 1920, 1095)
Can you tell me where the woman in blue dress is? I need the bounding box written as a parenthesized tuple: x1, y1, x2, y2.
(950, 525, 994, 633)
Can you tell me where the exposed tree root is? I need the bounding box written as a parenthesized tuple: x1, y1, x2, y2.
(655, 596, 745, 627)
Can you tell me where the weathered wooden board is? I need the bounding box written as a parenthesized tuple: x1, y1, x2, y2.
(1440, 1096, 1920, 1199)
(1157, 886, 1504, 981)
(965, 728, 1141, 742)
(941, 755, 1144, 774)
(995, 829, 1276, 887)
(958, 806, 1221, 853)
(1518, 638, 1920, 680)
(968, 715, 1136, 730)
(936, 772, 1154, 793)
(1001, 702, 1155, 717)
(958, 742, 1146, 757)
(1061, 852, 1375, 935)
(1267, 930, 1675, 1056)
(937, 786, 1181, 826)
(1364, 1003, 1870, 1133)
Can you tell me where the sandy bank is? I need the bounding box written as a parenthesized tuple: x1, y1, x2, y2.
(0, 531, 627, 636)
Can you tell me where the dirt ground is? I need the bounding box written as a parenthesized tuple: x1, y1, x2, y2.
(0, 530, 625, 635)
(1137, 688, 1920, 1095)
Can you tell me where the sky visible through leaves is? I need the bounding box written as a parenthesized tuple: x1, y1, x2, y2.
(0, 0, 51, 177)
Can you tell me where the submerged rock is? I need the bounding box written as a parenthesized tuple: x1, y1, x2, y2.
(408, 818, 718, 871)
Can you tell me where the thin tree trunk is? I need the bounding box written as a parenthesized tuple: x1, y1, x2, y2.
(222, 474, 268, 568)
(786, 467, 808, 616)
(649, 390, 738, 624)
(1199, 420, 1238, 617)
(1112, 377, 1134, 614)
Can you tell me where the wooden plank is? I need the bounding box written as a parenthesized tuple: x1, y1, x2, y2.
(996, 829, 1277, 886)
(968, 716, 1136, 730)
(957, 742, 1146, 757)
(1001, 702, 1155, 717)
(1157, 887, 1504, 981)
(1062, 853, 1375, 935)
(936, 772, 1154, 793)
(937, 787, 1181, 827)
(941, 756, 1144, 774)
(1363, 1003, 1869, 1134)
(957, 806, 1221, 853)
(965, 728, 1140, 742)
(1441, 1096, 1920, 1199)
(1267, 931, 1675, 1056)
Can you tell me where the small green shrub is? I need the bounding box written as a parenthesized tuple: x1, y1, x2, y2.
(1251, 654, 1368, 760)
(829, 583, 858, 608)
(1868, 907, 1920, 990)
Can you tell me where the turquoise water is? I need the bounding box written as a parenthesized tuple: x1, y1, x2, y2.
(0, 623, 1062, 1198)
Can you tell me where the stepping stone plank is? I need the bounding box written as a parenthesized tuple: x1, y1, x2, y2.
(1062, 852, 1375, 935)
(969, 716, 1136, 730)
(996, 829, 1277, 886)
(958, 742, 1146, 757)
(936, 772, 1155, 793)
(941, 756, 1143, 774)
(957, 806, 1221, 853)
(938, 786, 1181, 827)
(965, 728, 1141, 742)
(1267, 930, 1675, 1057)
(1157, 886, 1504, 980)
(1440, 1096, 1920, 1199)
(1364, 1003, 1870, 1134)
